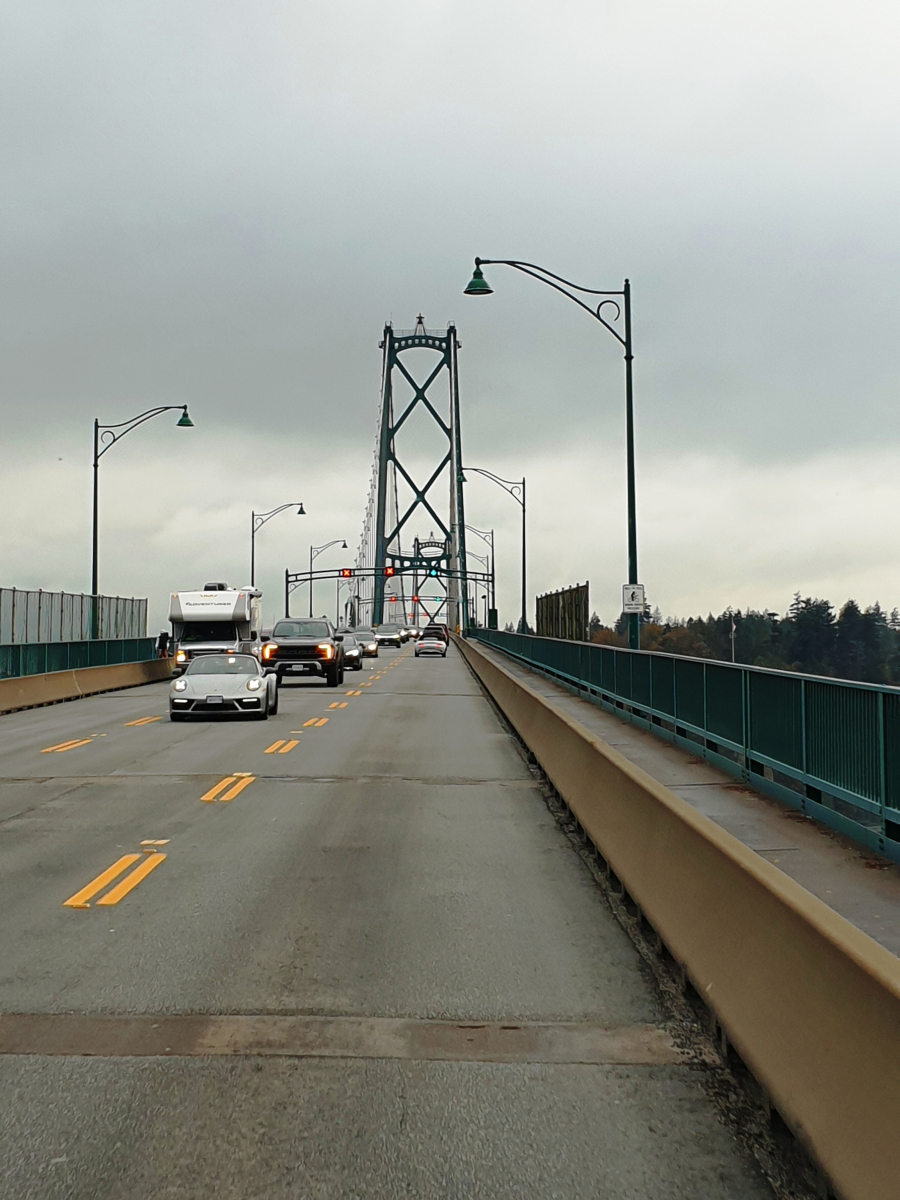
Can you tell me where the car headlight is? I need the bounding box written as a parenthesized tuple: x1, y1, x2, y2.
(262, 643, 278, 659)
(367, 643, 376, 651)
(317, 643, 334, 659)
(247, 678, 262, 691)
(173, 679, 188, 691)
(176, 651, 187, 663)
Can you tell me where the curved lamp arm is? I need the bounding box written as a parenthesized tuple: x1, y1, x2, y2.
(461, 467, 524, 507)
(311, 538, 348, 562)
(96, 405, 193, 461)
(253, 503, 305, 535)
(465, 258, 627, 348)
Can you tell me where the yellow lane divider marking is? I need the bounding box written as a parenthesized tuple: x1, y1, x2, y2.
(265, 739, 300, 754)
(328, 702, 349, 709)
(125, 716, 162, 726)
(64, 846, 167, 909)
(201, 774, 256, 802)
(41, 738, 93, 754)
(303, 718, 319, 727)
(347, 690, 362, 696)
(97, 854, 166, 905)
(315, 718, 328, 727)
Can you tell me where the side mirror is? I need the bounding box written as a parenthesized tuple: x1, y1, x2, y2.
(335, 634, 344, 642)
(260, 635, 270, 643)
(250, 631, 258, 640)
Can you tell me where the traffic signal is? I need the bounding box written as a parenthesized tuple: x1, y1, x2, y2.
(340, 568, 353, 578)
(384, 566, 395, 576)
(412, 595, 419, 603)
(428, 568, 438, 576)
(390, 596, 396, 603)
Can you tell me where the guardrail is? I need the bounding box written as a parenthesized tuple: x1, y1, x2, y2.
(0, 638, 155, 680)
(457, 634, 900, 1200)
(0, 588, 147, 644)
(470, 628, 900, 864)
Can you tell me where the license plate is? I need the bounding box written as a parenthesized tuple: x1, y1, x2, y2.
(206, 695, 224, 704)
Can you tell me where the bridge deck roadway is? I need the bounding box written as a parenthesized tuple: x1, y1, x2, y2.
(0, 646, 771, 1198)
(471, 640, 900, 956)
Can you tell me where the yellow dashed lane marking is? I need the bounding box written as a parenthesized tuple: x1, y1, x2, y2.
(266, 739, 299, 754)
(202, 776, 238, 802)
(125, 716, 162, 726)
(96, 854, 166, 904)
(315, 718, 328, 727)
(41, 738, 93, 754)
(302, 719, 318, 728)
(219, 776, 255, 802)
(63, 847, 167, 909)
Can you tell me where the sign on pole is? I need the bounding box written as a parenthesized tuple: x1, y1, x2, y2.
(622, 584, 646, 613)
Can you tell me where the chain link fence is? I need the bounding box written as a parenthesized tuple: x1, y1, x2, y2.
(0, 589, 147, 644)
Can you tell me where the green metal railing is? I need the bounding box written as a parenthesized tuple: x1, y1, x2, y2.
(0, 638, 155, 680)
(470, 628, 900, 864)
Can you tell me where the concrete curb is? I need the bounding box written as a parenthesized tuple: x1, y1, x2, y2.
(457, 635, 900, 1200)
(0, 658, 173, 715)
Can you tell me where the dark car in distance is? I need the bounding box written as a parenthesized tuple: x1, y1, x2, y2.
(353, 628, 379, 657)
(261, 618, 344, 686)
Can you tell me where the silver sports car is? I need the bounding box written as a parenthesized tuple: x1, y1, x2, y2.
(169, 653, 278, 721)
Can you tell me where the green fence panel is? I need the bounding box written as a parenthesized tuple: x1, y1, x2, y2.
(22, 645, 48, 676)
(614, 651, 632, 700)
(600, 647, 616, 691)
(884, 694, 900, 812)
(805, 680, 881, 802)
(706, 664, 744, 747)
(748, 672, 803, 770)
(674, 659, 705, 729)
(650, 655, 675, 716)
(632, 654, 651, 707)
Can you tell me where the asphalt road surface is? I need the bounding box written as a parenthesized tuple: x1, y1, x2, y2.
(0, 645, 773, 1198)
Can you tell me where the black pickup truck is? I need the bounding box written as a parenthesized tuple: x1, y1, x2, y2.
(261, 617, 344, 686)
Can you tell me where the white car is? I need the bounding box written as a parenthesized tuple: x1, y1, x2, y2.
(169, 653, 278, 721)
(415, 633, 447, 658)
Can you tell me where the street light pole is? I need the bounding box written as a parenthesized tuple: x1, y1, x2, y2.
(462, 471, 526, 633)
(251, 503, 305, 587)
(465, 258, 641, 649)
(92, 405, 194, 636)
(308, 539, 348, 617)
(466, 526, 495, 616)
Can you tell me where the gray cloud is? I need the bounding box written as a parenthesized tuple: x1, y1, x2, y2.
(2, 0, 899, 622)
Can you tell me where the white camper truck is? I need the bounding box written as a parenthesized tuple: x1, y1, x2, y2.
(169, 583, 263, 671)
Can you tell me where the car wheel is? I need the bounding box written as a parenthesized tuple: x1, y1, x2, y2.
(269, 687, 278, 715)
(326, 667, 340, 687)
(415, 651, 420, 657)
(354, 661, 363, 671)
(338, 667, 345, 685)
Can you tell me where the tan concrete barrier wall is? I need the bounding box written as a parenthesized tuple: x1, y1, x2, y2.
(457, 636, 900, 1200)
(0, 658, 173, 715)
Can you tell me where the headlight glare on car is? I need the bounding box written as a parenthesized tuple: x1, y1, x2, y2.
(317, 643, 334, 659)
(246, 678, 262, 691)
(173, 679, 188, 691)
(176, 651, 187, 663)
(262, 643, 278, 659)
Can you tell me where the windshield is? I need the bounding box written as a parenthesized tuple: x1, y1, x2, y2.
(272, 620, 330, 639)
(378, 624, 402, 632)
(179, 622, 238, 643)
(341, 636, 358, 645)
(355, 629, 374, 638)
(186, 655, 258, 675)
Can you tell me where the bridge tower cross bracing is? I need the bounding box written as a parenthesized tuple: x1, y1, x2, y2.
(357, 316, 468, 630)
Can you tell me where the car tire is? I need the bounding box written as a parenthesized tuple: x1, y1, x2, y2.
(326, 667, 340, 688)
(269, 687, 278, 715)
(354, 661, 363, 671)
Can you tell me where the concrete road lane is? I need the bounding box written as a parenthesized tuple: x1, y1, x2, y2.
(0, 646, 773, 1197)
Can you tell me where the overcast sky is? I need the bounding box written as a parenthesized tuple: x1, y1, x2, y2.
(2, 0, 899, 630)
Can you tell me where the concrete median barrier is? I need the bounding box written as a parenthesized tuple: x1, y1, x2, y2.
(457, 635, 900, 1200)
(0, 658, 173, 715)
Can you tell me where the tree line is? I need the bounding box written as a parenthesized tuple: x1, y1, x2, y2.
(587, 594, 900, 685)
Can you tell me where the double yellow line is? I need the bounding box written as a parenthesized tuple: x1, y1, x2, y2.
(42, 737, 93, 754)
(64, 841, 168, 909)
(201, 774, 256, 803)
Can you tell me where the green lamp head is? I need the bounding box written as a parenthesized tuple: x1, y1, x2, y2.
(176, 408, 194, 428)
(463, 261, 493, 296)
(297, 504, 306, 516)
